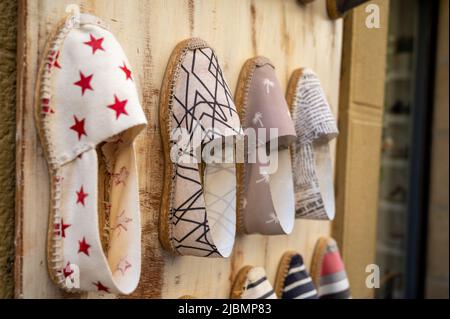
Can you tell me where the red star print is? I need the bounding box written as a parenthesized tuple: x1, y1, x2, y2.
(93, 281, 110, 293)
(78, 237, 91, 256)
(112, 166, 129, 186)
(70, 116, 87, 140)
(42, 98, 54, 115)
(54, 51, 61, 69)
(74, 71, 94, 95)
(60, 219, 71, 238)
(46, 51, 54, 69)
(119, 62, 132, 81)
(63, 262, 74, 278)
(84, 34, 105, 55)
(113, 210, 132, 236)
(53, 175, 64, 184)
(107, 95, 129, 119)
(116, 257, 132, 275)
(76, 186, 89, 206)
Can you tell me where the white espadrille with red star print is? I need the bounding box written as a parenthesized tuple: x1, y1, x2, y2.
(35, 13, 147, 294)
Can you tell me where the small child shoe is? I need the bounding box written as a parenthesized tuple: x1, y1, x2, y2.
(310, 237, 351, 299)
(275, 251, 318, 299)
(35, 13, 147, 294)
(230, 266, 277, 299)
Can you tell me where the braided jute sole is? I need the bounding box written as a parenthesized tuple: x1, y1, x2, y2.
(286, 68, 305, 116)
(34, 16, 76, 292)
(273, 251, 297, 298)
(229, 265, 253, 299)
(310, 236, 330, 288)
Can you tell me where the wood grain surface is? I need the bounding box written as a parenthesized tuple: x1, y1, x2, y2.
(15, 0, 343, 298)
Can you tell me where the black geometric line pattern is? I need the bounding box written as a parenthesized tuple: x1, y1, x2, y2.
(169, 47, 241, 257)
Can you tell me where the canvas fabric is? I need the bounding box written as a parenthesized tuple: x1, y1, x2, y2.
(168, 44, 242, 257)
(38, 14, 147, 294)
(240, 267, 277, 299)
(290, 68, 339, 220)
(241, 60, 297, 235)
(280, 254, 318, 299)
(316, 238, 352, 299)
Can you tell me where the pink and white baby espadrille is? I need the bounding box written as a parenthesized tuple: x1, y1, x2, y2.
(35, 13, 147, 294)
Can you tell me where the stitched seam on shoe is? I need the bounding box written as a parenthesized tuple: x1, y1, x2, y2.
(38, 14, 77, 292)
(38, 13, 111, 293)
(237, 62, 255, 233)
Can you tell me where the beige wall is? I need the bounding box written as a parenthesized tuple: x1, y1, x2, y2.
(0, 0, 17, 299)
(425, 0, 449, 299)
(333, 0, 389, 298)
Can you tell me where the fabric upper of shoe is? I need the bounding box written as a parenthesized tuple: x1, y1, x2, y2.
(168, 41, 242, 257)
(318, 239, 352, 299)
(241, 58, 297, 235)
(281, 254, 318, 299)
(39, 13, 147, 294)
(46, 14, 147, 167)
(241, 267, 277, 299)
(290, 68, 339, 220)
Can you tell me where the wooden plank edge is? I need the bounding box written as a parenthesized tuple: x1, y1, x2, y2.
(14, 0, 28, 299)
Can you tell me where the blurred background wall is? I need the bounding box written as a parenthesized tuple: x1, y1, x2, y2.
(425, 0, 449, 299)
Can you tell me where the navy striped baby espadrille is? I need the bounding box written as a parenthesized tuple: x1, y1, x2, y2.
(275, 251, 318, 299)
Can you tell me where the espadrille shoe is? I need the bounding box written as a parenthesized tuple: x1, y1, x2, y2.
(274, 251, 318, 299)
(230, 266, 277, 299)
(235, 57, 297, 235)
(35, 14, 147, 293)
(159, 38, 242, 257)
(310, 237, 351, 299)
(286, 68, 339, 220)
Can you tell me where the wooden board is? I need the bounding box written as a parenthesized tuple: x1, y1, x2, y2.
(15, 0, 343, 298)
